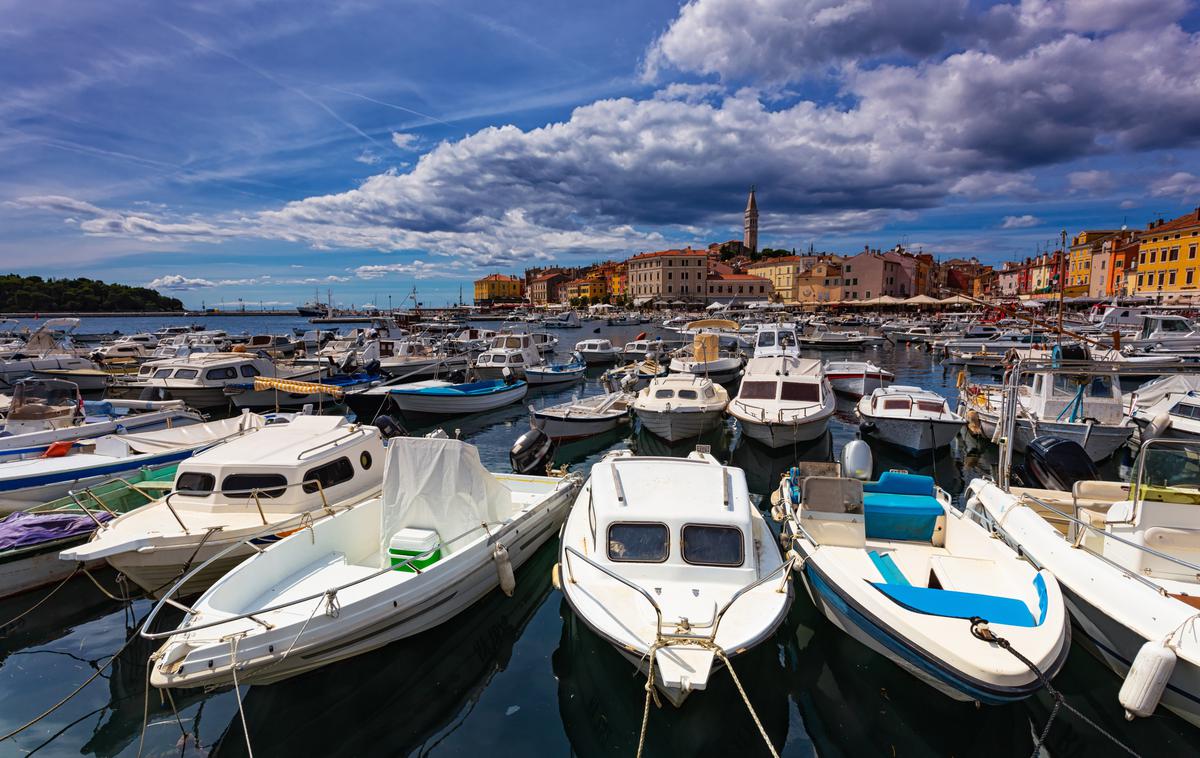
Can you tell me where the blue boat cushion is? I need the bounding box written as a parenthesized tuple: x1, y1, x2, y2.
(868, 550, 911, 586)
(870, 583, 1038, 628)
(862, 472, 942, 541)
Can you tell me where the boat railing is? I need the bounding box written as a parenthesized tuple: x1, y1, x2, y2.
(140, 515, 512, 642)
(158, 476, 339, 533)
(562, 544, 664, 632)
(1011, 491, 1200, 593)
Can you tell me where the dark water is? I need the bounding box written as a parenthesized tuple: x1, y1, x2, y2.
(1, 316, 1197, 757)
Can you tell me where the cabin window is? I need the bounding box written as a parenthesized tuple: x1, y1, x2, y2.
(607, 522, 669, 563)
(206, 368, 238, 380)
(757, 332, 776, 347)
(883, 399, 912, 410)
(222, 473, 288, 498)
(916, 400, 945, 413)
(240, 365, 260, 378)
(740, 381, 777, 400)
(153, 368, 172, 379)
(175, 472, 215, 496)
(302, 457, 355, 494)
(678, 389, 699, 400)
(511, 354, 524, 364)
(780, 382, 820, 402)
(1175, 403, 1200, 418)
(681, 524, 744, 567)
(654, 389, 675, 399)
(704, 386, 715, 398)
(174, 369, 198, 379)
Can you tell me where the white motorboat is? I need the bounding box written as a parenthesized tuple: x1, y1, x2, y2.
(0, 412, 269, 511)
(798, 328, 877, 349)
(727, 357, 835, 448)
(377, 339, 469, 380)
(385, 378, 528, 416)
(0, 378, 202, 455)
(823, 360, 894, 397)
(960, 369, 1135, 461)
(447, 327, 497, 353)
(473, 333, 543, 379)
(542, 311, 581, 329)
(530, 391, 632, 440)
(524, 353, 586, 385)
(890, 326, 940, 343)
(122, 352, 327, 410)
(574, 339, 621, 364)
(752, 324, 800, 359)
(529, 331, 559, 354)
(61, 415, 383, 598)
(600, 358, 668, 393)
(144, 436, 581, 687)
(965, 437, 1200, 726)
(1126, 314, 1200, 351)
(781, 454, 1070, 704)
(856, 386, 965, 455)
(633, 374, 729, 442)
(620, 337, 679, 361)
(1126, 374, 1200, 442)
(0, 319, 97, 389)
(668, 333, 744, 384)
(557, 449, 793, 706)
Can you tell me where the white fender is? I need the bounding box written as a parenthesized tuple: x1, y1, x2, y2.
(493, 543, 516, 597)
(1119, 639, 1176, 720)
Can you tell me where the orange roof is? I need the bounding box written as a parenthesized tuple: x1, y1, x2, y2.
(532, 272, 565, 282)
(1146, 209, 1200, 235)
(709, 272, 770, 282)
(628, 247, 707, 261)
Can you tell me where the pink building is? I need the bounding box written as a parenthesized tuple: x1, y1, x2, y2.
(840, 250, 902, 301)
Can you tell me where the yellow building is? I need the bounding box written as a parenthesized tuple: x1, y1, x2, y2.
(564, 277, 607, 302)
(473, 273, 523, 305)
(746, 256, 829, 304)
(1132, 210, 1200, 300)
(794, 261, 843, 305)
(1066, 230, 1121, 298)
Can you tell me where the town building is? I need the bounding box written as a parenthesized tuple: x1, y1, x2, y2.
(743, 188, 758, 256)
(793, 260, 843, 305)
(529, 271, 569, 305)
(1028, 251, 1064, 298)
(840, 249, 901, 301)
(1067, 230, 1123, 298)
(563, 277, 607, 303)
(746, 256, 806, 303)
(706, 271, 773, 303)
(626, 247, 710, 305)
(995, 261, 1023, 298)
(1107, 236, 1139, 298)
(1132, 209, 1200, 301)
(473, 273, 523, 306)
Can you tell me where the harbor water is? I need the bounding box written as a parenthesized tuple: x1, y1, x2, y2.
(1, 315, 1197, 757)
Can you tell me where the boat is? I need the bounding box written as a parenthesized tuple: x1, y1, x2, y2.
(245, 334, 300, 358)
(751, 324, 800, 359)
(473, 333, 543, 379)
(0, 378, 203, 455)
(60, 415, 384, 598)
(823, 360, 894, 397)
(0, 412, 270, 511)
(856, 386, 965, 455)
(542, 311, 582, 329)
(600, 358, 668, 392)
(447, 327, 496, 353)
(798, 328, 877, 349)
(965, 437, 1200, 726)
(727, 357, 835, 447)
(891, 326, 940, 343)
(0, 463, 178, 599)
(1125, 314, 1200, 351)
(556, 448, 793, 706)
(574, 339, 621, 364)
(116, 352, 327, 410)
(530, 391, 633, 440)
(224, 372, 382, 410)
(619, 337, 679, 361)
(781, 445, 1071, 704)
(524, 353, 586, 385)
(632, 373, 729, 442)
(529, 332, 559, 354)
(1126, 374, 1200, 442)
(668, 333, 744, 384)
(960, 367, 1135, 461)
(377, 339, 469, 380)
(384, 378, 528, 416)
(143, 436, 582, 687)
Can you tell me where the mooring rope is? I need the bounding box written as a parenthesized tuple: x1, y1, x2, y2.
(228, 636, 254, 758)
(0, 564, 81, 632)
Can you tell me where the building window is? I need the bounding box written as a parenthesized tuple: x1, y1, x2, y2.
(1171, 248, 1180, 261)
(1170, 271, 1177, 285)
(1188, 270, 1195, 285)
(1159, 273, 1166, 286)
(1138, 274, 1144, 286)
(1150, 250, 1157, 263)
(1191, 245, 1198, 259)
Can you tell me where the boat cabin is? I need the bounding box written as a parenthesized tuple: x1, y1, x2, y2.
(1025, 371, 1125, 424)
(753, 326, 799, 358)
(475, 334, 540, 369)
(3, 378, 81, 430)
(1138, 315, 1200, 341)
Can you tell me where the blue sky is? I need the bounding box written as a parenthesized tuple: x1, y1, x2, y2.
(3, 0, 1200, 308)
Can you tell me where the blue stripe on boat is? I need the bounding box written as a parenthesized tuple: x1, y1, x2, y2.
(0, 448, 196, 492)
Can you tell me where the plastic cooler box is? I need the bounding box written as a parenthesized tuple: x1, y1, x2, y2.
(388, 527, 442, 572)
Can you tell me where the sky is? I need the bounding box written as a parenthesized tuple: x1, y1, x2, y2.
(2, 0, 1200, 309)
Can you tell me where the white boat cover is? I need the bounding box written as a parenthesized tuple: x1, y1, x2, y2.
(1129, 375, 1200, 413)
(119, 413, 265, 454)
(378, 437, 513, 567)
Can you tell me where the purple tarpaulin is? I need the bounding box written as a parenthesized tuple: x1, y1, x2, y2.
(0, 510, 112, 552)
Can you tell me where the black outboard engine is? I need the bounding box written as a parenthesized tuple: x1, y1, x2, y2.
(510, 426, 555, 474)
(1021, 436, 1098, 491)
(373, 414, 407, 440)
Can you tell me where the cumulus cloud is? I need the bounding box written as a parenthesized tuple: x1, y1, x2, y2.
(391, 132, 418, 150)
(1001, 214, 1041, 228)
(1067, 169, 1116, 194)
(1150, 172, 1200, 198)
(949, 171, 1038, 198)
(353, 260, 465, 280)
(148, 274, 218, 290)
(355, 150, 382, 165)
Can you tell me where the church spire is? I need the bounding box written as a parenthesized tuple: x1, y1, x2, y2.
(743, 185, 758, 255)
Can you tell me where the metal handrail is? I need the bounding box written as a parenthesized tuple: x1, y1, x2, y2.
(295, 425, 366, 459)
(710, 558, 795, 631)
(561, 545, 664, 632)
(158, 477, 335, 534)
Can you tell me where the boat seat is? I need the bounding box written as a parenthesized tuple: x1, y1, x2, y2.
(870, 583, 1038, 628)
(862, 472, 944, 542)
(801, 476, 863, 515)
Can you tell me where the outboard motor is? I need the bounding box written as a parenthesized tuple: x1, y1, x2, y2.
(362, 359, 381, 376)
(510, 426, 555, 474)
(841, 439, 873, 481)
(138, 386, 170, 402)
(1022, 436, 1098, 491)
(502, 366, 515, 386)
(373, 414, 407, 440)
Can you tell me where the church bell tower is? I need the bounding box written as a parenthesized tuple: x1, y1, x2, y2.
(743, 186, 758, 255)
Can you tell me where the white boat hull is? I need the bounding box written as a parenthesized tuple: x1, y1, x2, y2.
(524, 368, 584, 385)
(534, 411, 627, 440)
(667, 358, 742, 384)
(826, 372, 891, 398)
(0, 544, 105, 599)
(734, 412, 831, 447)
(969, 408, 1133, 461)
(635, 408, 724, 442)
(388, 383, 527, 415)
(0, 409, 202, 454)
(860, 414, 964, 455)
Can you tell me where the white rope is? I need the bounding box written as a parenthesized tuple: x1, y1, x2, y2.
(228, 637, 254, 758)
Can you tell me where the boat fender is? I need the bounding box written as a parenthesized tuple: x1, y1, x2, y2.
(1119, 639, 1176, 720)
(551, 562, 561, 591)
(494, 543, 516, 597)
(1145, 411, 1172, 441)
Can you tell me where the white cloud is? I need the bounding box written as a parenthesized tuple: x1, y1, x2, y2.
(355, 150, 382, 165)
(1150, 172, 1200, 199)
(353, 260, 466, 280)
(1067, 169, 1116, 194)
(1001, 214, 1041, 228)
(949, 171, 1038, 198)
(391, 132, 418, 150)
(148, 274, 217, 290)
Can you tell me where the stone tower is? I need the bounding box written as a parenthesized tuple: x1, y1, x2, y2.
(743, 186, 758, 255)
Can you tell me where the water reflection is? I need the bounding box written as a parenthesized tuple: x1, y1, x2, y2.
(211, 541, 559, 757)
(554, 603, 794, 758)
(729, 432, 834, 498)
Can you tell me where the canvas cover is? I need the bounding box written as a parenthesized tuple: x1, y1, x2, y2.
(120, 413, 266, 454)
(0, 510, 110, 552)
(379, 437, 513, 567)
(1130, 375, 1200, 413)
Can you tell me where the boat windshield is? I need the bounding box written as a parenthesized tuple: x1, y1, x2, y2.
(1051, 374, 1114, 398)
(607, 522, 669, 562)
(781, 382, 820, 402)
(1139, 444, 1200, 491)
(9, 380, 79, 417)
(757, 332, 776, 347)
(740, 381, 777, 400)
(681, 524, 744, 567)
